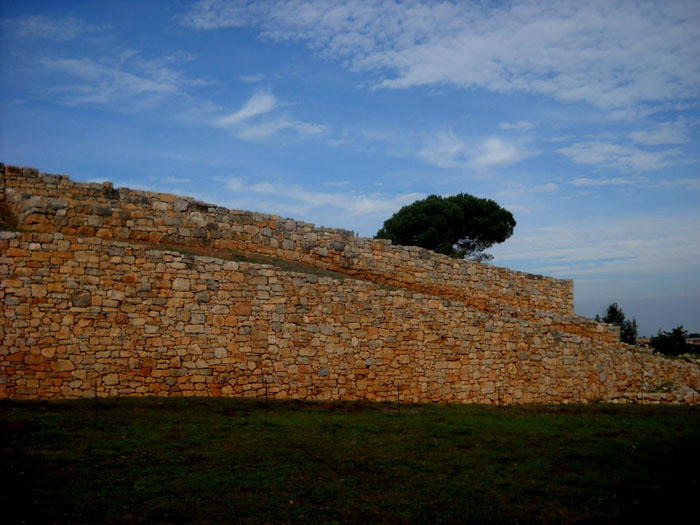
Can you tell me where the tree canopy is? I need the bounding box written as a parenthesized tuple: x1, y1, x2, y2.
(595, 302, 638, 345)
(375, 194, 516, 261)
(650, 326, 695, 356)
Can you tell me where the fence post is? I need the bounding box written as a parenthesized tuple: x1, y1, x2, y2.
(578, 389, 581, 412)
(396, 384, 400, 415)
(93, 376, 99, 427)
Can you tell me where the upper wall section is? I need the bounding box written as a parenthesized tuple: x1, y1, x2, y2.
(1, 164, 574, 317)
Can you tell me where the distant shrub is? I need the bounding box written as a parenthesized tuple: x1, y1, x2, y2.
(595, 302, 638, 345)
(650, 326, 696, 356)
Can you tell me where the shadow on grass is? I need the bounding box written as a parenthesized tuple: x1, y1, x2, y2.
(1, 397, 698, 523)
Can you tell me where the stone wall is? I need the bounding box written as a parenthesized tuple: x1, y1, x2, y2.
(2, 231, 698, 403)
(2, 165, 574, 320)
(1, 164, 698, 404)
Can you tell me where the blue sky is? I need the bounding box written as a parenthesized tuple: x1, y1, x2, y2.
(1, 0, 699, 335)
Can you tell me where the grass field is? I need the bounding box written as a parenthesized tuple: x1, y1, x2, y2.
(1, 398, 698, 523)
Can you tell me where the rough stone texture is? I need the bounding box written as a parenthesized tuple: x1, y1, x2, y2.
(1, 165, 574, 321)
(1, 165, 698, 403)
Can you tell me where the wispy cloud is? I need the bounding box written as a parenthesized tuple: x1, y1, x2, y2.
(179, 0, 259, 29)
(181, 0, 700, 110)
(534, 183, 558, 193)
(12, 15, 102, 42)
(418, 131, 529, 171)
(500, 121, 535, 132)
(216, 92, 277, 125)
(163, 176, 192, 184)
(215, 91, 326, 140)
(495, 182, 558, 201)
(490, 213, 700, 283)
(472, 137, 529, 171)
(629, 119, 690, 145)
(235, 119, 327, 140)
(418, 129, 468, 169)
(657, 178, 700, 192)
(557, 141, 681, 172)
(570, 177, 636, 187)
(221, 175, 424, 234)
(38, 51, 200, 110)
(240, 73, 265, 83)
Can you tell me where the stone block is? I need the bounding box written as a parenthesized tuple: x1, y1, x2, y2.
(103, 373, 119, 385)
(172, 277, 190, 291)
(56, 359, 74, 372)
(71, 291, 92, 307)
(195, 291, 210, 303)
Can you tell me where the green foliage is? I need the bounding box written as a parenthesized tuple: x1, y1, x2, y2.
(375, 193, 516, 261)
(650, 326, 696, 356)
(595, 302, 638, 345)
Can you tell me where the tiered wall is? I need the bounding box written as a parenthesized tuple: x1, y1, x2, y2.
(1, 165, 621, 344)
(2, 232, 698, 402)
(1, 164, 698, 403)
(2, 166, 574, 315)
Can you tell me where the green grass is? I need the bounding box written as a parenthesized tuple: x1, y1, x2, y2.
(2, 398, 698, 524)
(226, 249, 352, 282)
(153, 242, 354, 283)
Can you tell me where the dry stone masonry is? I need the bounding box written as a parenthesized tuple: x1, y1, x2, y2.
(1, 164, 698, 403)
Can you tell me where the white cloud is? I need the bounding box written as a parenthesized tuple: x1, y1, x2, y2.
(544, 135, 571, 143)
(163, 176, 192, 184)
(240, 73, 265, 83)
(557, 141, 680, 171)
(418, 129, 468, 169)
(570, 177, 636, 187)
(216, 92, 277, 126)
(181, 0, 700, 109)
(38, 51, 197, 109)
(248, 182, 276, 193)
(495, 181, 558, 201)
(13, 15, 101, 41)
(500, 121, 535, 132)
(234, 118, 327, 140)
(490, 214, 700, 283)
(533, 183, 558, 193)
(657, 178, 700, 191)
(221, 176, 423, 234)
(418, 131, 528, 171)
(180, 0, 259, 29)
(215, 91, 326, 140)
(629, 120, 689, 145)
(226, 177, 244, 192)
(472, 137, 528, 171)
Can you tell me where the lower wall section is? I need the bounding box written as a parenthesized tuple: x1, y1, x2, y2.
(2, 231, 699, 403)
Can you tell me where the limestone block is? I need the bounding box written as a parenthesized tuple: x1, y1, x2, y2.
(71, 291, 92, 307)
(172, 277, 190, 291)
(56, 359, 74, 372)
(103, 373, 119, 385)
(195, 291, 210, 303)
